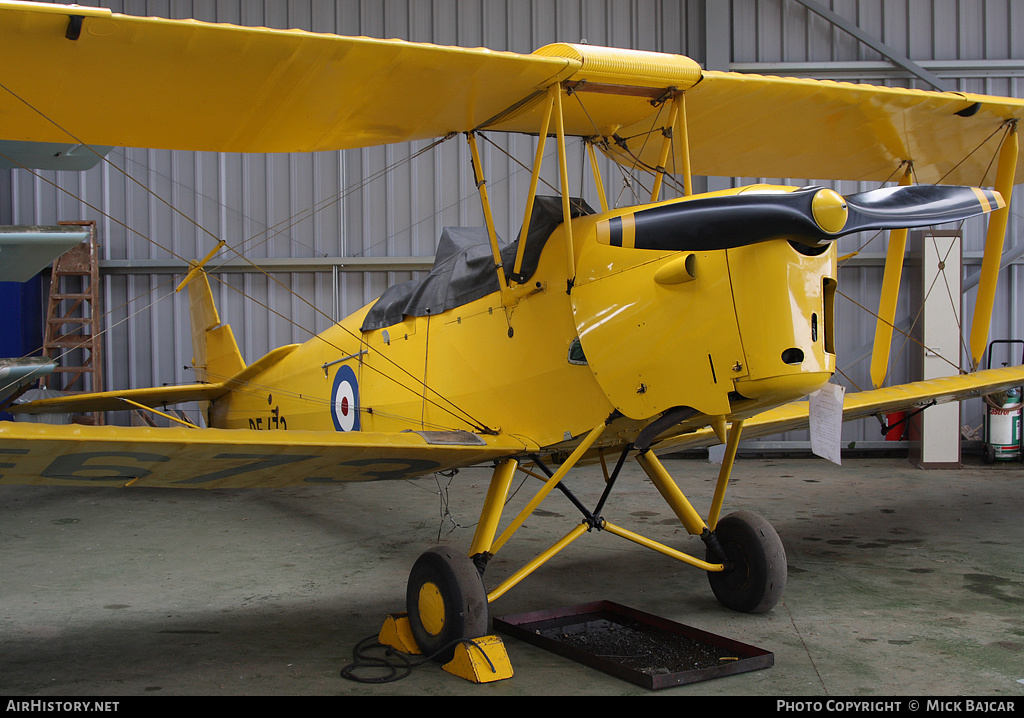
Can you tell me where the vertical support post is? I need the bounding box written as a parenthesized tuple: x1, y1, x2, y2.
(587, 141, 610, 212)
(677, 93, 693, 196)
(466, 132, 508, 293)
(707, 419, 744, 531)
(970, 122, 1018, 370)
(650, 95, 680, 203)
(469, 458, 519, 557)
(870, 164, 913, 389)
(511, 87, 556, 281)
(553, 84, 576, 279)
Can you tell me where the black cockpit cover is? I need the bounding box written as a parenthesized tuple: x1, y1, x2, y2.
(360, 197, 593, 332)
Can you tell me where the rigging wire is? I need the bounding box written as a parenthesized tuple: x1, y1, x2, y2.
(836, 121, 1013, 389)
(564, 85, 688, 204)
(7, 75, 1018, 426)
(0, 82, 496, 433)
(107, 148, 324, 258)
(223, 137, 453, 261)
(2, 152, 490, 431)
(0, 271, 179, 399)
(835, 162, 909, 269)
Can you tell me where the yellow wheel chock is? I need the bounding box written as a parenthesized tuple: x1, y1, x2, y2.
(377, 613, 420, 655)
(441, 635, 514, 683)
(377, 613, 514, 684)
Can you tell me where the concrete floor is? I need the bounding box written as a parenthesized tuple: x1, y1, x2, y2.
(1, 454, 1023, 697)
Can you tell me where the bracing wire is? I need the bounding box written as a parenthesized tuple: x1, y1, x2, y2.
(833, 122, 1013, 389)
(0, 82, 497, 433)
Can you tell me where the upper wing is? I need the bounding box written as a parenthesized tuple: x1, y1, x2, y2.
(0, 2, 577, 153)
(485, 57, 1024, 185)
(651, 71, 1024, 186)
(0, 422, 533, 488)
(653, 364, 1024, 452)
(4, 3, 1023, 184)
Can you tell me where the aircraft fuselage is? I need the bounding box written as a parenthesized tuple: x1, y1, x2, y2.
(211, 186, 837, 451)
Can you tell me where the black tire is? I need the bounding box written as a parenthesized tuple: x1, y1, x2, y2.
(983, 444, 996, 464)
(706, 511, 787, 614)
(406, 546, 488, 662)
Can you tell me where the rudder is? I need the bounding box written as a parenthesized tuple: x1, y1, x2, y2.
(184, 267, 245, 384)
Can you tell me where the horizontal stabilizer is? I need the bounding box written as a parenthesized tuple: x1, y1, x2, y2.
(7, 382, 227, 415)
(7, 344, 299, 416)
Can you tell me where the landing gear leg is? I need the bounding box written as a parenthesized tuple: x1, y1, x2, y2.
(638, 419, 787, 614)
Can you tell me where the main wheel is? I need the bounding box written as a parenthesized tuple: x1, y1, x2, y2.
(406, 546, 488, 662)
(706, 511, 787, 614)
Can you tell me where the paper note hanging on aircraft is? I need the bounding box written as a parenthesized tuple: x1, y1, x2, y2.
(810, 383, 846, 466)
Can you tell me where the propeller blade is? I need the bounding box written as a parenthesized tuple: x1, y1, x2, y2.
(844, 185, 1004, 232)
(598, 185, 1004, 252)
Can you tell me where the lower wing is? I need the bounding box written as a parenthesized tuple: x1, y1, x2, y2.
(0, 424, 533, 488)
(654, 364, 1024, 452)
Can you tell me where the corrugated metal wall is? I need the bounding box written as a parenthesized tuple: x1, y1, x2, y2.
(2, 0, 1023, 444)
(725, 0, 1024, 444)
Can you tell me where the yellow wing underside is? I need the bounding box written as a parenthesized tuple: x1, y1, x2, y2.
(655, 365, 1024, 452)
(4, 366, 1021, 489)
(0, 422, 534, 488)
(3, 2, 1024, 184)
(0, 3, 577, 153)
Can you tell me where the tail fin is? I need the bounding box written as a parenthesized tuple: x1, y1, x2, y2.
(184, 267, 245, 384)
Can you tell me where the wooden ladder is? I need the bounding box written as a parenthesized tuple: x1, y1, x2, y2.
(41, 220, 103, 423)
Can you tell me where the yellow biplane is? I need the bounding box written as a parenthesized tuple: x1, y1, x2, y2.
(2, 1, 1024, 663)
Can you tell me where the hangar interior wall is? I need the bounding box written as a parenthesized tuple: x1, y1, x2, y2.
(2, 0, 1023, 448)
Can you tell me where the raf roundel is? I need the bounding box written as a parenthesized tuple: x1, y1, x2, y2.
(331, 365, 360, 432)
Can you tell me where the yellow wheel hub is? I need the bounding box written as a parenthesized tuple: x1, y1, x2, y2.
(417, 581, 446, 636)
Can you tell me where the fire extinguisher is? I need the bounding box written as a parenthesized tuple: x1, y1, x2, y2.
(982, 340, 1024, 464)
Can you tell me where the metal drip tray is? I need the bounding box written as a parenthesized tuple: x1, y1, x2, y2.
(494, 601, 773, 689)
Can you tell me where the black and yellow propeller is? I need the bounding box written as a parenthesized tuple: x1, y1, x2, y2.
(598, 185, 1005, 252)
